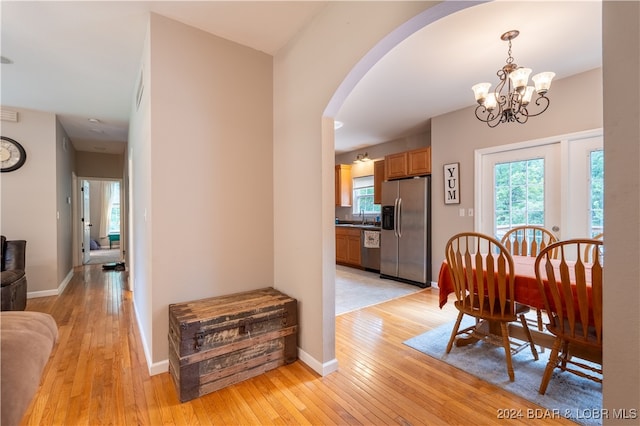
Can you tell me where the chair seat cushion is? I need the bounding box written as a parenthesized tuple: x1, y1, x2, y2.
(547, 316, 601, 344)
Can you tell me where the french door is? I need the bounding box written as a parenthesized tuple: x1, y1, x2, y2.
(477, 133, 603, 241)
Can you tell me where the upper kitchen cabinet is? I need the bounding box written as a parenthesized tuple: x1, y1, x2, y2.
(373, 160, 385, 205)
(335, 164, 352, 207)
(384, 147, 431, 180)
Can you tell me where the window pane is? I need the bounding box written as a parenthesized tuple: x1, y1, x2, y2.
(352, 176, 380, 215)
(107, 182, 120, 234)
(589, 150, 604, 237)
(494, 158, 544, 238)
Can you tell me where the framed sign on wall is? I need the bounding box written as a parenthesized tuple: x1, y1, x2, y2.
(444, 162, 460, 204)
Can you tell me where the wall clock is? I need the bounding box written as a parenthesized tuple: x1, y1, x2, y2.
(0, 136, 27, 172)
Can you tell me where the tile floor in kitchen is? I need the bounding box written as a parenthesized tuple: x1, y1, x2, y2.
(335, 265, 426, 315)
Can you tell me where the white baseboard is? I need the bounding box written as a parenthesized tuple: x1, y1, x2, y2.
(297, 347, 339, 376)
(149, 359, 169, 376)
(145, 346, 340, 378)
(130, 300, 171, 376)
(27, 269, 74, 298)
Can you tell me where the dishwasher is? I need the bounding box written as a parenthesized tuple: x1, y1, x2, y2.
(360, 229, 381, 272)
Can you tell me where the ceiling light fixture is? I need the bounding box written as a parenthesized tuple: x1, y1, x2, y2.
(471, 30, 555, 128)
(354, 152, 370, 163)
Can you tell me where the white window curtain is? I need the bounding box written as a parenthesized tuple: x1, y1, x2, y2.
(99, 182, 117, 238)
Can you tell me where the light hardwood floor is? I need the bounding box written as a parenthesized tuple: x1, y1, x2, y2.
(21, 265, 573, 425)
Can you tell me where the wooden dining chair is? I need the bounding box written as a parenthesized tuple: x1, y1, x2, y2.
(534, 239, 603, 395)
(501, 226, 558, 332)
(501, 226, 558, 258)
(583, 232, 603, 263)
(445, 232, 538, 382)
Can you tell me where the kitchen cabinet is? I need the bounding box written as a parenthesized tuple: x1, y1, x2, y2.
(384, 146, 431, 180)
(335, 164, 352, 207)
(384, 152, 408, 180)
(408, 146, 431, 176)
(335, 226, 361, 267)
(373, 160, 384, 205)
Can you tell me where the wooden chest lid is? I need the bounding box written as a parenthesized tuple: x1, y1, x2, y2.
(169, 287, 296, 324)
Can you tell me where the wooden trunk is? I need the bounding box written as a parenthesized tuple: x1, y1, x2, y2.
(168, 287, 298, 402)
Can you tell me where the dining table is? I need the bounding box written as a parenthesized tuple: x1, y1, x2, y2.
(436, 254, 599, 362)
(437, 255, 548, 311)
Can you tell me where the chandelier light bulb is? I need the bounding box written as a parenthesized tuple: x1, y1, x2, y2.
(521, 86, 535, 106)
(485, 92, 498, 111)
(532, 72, 556, 94)
(509, 67, 532, 91)
(472, 82, 492, 104)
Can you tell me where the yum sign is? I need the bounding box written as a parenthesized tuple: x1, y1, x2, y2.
(444, 163, 460, 204)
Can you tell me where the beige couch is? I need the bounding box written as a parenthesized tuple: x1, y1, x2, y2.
(1, 311, 58, 425)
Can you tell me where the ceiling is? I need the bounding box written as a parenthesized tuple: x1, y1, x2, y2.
(0, 1, 601, 155)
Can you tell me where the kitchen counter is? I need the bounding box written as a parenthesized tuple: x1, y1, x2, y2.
(335, 223, 381, 230)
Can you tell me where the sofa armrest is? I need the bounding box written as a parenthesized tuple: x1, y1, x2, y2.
(1, 270, 25, 287)
(4, 240, 26, 271)
(0, 312, 58, 425)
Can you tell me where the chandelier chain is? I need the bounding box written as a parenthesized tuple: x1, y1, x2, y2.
(506, 39, 514, 65)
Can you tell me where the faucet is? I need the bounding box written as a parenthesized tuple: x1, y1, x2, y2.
(360, 208, 365, 224)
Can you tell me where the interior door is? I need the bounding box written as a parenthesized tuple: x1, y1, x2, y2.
(82, 180, 91, 264)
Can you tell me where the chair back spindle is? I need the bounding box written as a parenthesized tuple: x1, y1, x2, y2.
(501, 226, 558, 259)
(446, 233, 516, 322)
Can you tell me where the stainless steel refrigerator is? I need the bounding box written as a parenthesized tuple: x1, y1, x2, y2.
(380, 176, 431, 287)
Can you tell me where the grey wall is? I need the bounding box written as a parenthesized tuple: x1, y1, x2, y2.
(0, 107, 75, 295)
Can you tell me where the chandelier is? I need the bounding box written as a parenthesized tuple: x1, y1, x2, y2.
(472, 30, 555, 128)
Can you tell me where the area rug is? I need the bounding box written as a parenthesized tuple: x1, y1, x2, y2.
(404, 318, 603, 426)
(86, 249, 121, 265)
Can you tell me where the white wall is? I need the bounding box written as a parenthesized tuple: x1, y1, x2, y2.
(128, 17, 153, 370)
(602, 0, 640, 416)
(1, 107, 73, 295)
(129, 13, 274, 369)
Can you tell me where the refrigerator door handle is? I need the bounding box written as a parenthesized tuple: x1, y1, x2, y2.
(393, 198, 399, 237)
(397, 197, 402, 238)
